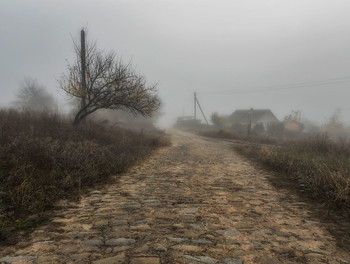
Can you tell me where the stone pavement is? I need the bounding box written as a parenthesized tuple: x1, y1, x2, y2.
(1, 130, 350, 263)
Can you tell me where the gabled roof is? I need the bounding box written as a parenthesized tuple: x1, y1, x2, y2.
(229, 109, 279, 124)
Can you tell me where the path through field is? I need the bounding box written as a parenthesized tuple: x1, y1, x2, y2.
(1, 130, 350, 264)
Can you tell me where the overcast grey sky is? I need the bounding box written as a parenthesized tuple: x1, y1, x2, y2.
(1, 0, 350, 127)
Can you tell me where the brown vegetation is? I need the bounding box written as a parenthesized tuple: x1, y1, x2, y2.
(199, 129, 278, 145)
(239, 137, 350, 209)
(0, 109, 168, 239)
(200, 129, 350, 210)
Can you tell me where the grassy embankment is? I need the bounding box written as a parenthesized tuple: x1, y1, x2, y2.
(199, 129, 279, 145)
(0, 110, 169, 240)
(200, 129, 350, 210)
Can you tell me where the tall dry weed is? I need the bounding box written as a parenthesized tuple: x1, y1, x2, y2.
(235, 136, 350, 208)
(0, 109, 168, 239)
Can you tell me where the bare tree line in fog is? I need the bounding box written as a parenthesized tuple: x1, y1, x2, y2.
(10, 29, 161, 129)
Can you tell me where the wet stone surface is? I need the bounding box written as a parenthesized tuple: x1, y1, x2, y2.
(1, 130, 350, 263)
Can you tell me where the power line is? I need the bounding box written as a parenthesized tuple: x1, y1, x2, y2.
(203, 76, 350, 95)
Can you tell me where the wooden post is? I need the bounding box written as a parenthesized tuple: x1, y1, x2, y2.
(194, 92, 197, 120)
(196, 96, 209, 126)
(80, 29, 87, 123)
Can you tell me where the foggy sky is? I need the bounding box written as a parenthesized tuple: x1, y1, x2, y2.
(1, 0, 350, 127)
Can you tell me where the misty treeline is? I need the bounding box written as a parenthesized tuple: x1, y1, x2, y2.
(12, 77, 57, 112)
(11, 29, 160, 128)
(210, 109, 349, 139)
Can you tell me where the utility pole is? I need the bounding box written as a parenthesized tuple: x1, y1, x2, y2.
(194, 92, 197, 120)
(194, 92, 209, 126)
(80, 28, 87, 123)
(196, 96, 209, 126)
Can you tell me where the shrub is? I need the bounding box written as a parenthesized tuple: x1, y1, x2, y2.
(198, 129, 278, 145)
(0, 109, 168, 239)
(231, 123, 246, 133)
(234, 135, 350, 208)
(199, 129, 350, 209)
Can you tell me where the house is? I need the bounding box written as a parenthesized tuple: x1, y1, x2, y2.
(228, 109, 279, 131)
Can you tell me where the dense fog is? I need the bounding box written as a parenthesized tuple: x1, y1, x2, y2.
(1, 0, 350, 127)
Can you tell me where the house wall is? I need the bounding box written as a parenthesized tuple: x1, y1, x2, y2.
(259, 112, 279, 123)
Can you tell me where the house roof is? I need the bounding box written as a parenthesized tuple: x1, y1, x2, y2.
(229, 109, 279, 124)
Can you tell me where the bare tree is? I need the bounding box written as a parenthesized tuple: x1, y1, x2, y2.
(323, 108, 345, 137)
(13, 77, 56, 112)
(284, 110, 303, 122)
(59, 29, 160, 126)
(211, 112, 230, 129)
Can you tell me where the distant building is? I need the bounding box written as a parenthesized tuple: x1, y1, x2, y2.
(229, 109, 279, 130)
(174, 116, 202, 128)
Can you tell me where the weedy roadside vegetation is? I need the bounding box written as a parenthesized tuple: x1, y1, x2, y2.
(200, 129, 350, 210)
(199, 129, 279, 145)
(0, 109, 169, 240)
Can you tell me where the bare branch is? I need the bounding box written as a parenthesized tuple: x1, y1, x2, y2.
(13, 77, 57, 112)
(59, 29, 160, 126)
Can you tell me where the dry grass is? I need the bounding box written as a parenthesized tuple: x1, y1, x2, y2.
(198, 129, 279, 145)
(234, 135, 350, 209)
(0, 109, 169, 239)
(199, 129, 350, 209)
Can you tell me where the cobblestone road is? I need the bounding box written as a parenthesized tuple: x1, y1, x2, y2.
(1, 130, 350, 263)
